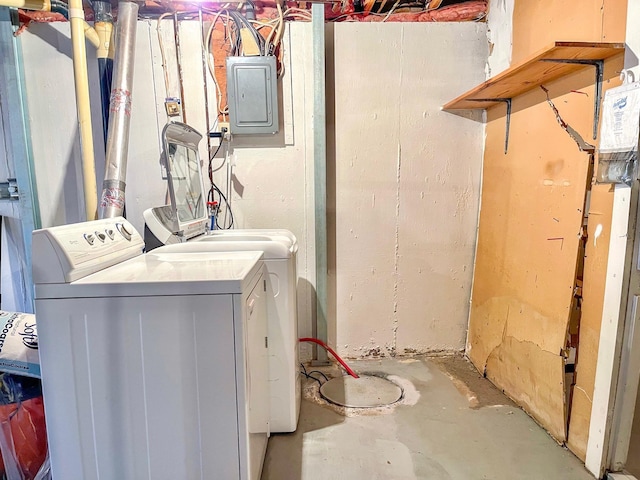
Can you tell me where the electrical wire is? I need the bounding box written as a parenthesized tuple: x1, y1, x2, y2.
(173, 11, 187, 122)
(299, 338, 359, 379)
(284, 7, 313, 18)
(300, 363, 325, 388)
(214, 186, 234, 229)
(207, 137, 234, 229)
(265, 1, 284, 53)
(199, 8, 212, 156)
(381, 0, 402, 21)
(307, 370, 329, 382)
(230, 10, 266, 55)
(204, 6, 232, 121)
(156, 12, 173, 99)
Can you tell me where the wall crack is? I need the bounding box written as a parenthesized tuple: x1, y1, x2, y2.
(392, 141, 402, 356)
(541, 85, 595, 153)
(390, 26, 405, 357)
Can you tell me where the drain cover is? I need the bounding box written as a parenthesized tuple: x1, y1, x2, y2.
(319, 374, 403, 408)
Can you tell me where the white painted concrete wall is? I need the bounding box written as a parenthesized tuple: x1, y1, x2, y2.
(330, 23, 488, 357)
(486, 0, 514, 76)
(20, 23, 105, 226)
(17, 19, 487, 359)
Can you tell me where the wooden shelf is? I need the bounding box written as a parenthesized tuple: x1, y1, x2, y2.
(443, 41, 625, 111)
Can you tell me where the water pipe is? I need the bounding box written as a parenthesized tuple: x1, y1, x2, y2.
(83, 20, 100, 47)
(0, 0, 50, 9)
(99, 0, 138, 219)
(0, 0, 97, 37)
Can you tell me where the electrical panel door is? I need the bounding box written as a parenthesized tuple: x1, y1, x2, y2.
(226, 56, 279, 135)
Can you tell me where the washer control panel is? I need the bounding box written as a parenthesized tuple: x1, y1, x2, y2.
(33, 217, 145, 284)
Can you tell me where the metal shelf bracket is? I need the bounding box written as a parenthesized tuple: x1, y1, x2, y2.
(540, 58, 605, 140)
(469, 98, 512, 154)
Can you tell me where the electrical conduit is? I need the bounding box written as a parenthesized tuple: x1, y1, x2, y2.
(99, 0, 138, 219)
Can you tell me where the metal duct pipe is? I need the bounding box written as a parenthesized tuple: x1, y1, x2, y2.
(99, 0, 138, 219)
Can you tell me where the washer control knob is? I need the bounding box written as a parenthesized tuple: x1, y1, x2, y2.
(116, 223, 132, 241)
(105, 229, 115, 240)
(96, 232, 106, 242)
(84, 233, 95, 245)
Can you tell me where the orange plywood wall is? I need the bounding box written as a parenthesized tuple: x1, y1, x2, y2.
(511, 0, 626, 64)
(467, 0, 626, 448)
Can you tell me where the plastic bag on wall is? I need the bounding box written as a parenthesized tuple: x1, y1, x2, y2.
(0, 374, 48, 480)
(597, 82, 640, 185)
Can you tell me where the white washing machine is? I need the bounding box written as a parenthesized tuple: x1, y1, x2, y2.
(143, 121, 300, 433)
(32, 217, 269, 480)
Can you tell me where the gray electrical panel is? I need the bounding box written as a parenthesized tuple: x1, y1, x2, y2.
(226, 56, 279, 135)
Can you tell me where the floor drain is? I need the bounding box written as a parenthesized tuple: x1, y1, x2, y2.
(319, 374, 403, 408)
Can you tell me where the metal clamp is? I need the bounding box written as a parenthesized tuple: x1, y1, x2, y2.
(469, 98, 512, 154)
(0, 179, 18, 201)
(540, 58, 604, 140)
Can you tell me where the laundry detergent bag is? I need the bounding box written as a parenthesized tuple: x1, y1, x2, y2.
(0, 312, 40, 379)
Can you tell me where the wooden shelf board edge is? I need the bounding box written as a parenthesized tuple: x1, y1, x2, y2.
(443, 41, 625, 111)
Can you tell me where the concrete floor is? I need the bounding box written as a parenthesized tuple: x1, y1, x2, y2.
(262, 355, 593, 480)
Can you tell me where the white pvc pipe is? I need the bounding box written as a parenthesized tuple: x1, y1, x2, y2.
(0, 0, 49, 9)
(68, 0, 98, 220)
(83, 21, 100, 48)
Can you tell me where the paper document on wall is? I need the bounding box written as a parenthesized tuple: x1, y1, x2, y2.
(597, 82, 640, 185)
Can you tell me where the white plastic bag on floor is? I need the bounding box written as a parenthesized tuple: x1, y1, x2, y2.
(0, 312, 40, 379)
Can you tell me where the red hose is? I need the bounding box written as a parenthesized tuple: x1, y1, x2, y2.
(299, 337, 359, 379)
